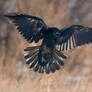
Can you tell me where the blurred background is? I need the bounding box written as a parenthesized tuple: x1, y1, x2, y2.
(0, 0, 92, 92)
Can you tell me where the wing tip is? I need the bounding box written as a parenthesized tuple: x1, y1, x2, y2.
(4, 12, 23, 18)
(4, 13, 16, 17)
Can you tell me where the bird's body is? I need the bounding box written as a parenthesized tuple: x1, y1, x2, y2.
(4, 13, 92, 74)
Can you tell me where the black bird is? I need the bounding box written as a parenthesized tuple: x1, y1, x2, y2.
(4, 13, 92, 74)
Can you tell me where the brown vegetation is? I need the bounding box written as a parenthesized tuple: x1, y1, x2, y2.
(0, 0, 92, 92)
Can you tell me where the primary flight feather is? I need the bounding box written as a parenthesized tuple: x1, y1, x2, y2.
(4, 13, 92, 74)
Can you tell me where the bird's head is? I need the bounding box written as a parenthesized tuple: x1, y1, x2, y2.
(47, 27, 62, 43)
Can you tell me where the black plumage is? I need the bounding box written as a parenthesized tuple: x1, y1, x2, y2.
(4, 13, 92, 74)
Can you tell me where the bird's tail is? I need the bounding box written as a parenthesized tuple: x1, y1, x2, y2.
(24, 46, 40, 71)
(42, 50, 67, 74)
(24, 46, 67, 74)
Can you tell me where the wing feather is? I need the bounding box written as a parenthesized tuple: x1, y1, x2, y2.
(57, 25, 92, 51)
(4, 13, 47, 43)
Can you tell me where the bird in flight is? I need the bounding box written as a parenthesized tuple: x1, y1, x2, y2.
(4, 13, 92, 74)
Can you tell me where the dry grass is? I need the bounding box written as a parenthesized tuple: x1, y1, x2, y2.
(0, 0, 92, 92)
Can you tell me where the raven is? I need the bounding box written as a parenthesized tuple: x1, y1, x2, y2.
(4, 13, 92, 74)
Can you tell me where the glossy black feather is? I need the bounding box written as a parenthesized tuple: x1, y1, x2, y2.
(5, 13, 92, 74)
(56, 25, 92, 51)
(29, 56, 38, 68)
(24, 49, 39, 59)
(26, 52, 38, 65)
(33, 63, 39, 72)
(49, 62, 56, 73)
(4, 13, 47, 43)
(24, 46, 39, 51)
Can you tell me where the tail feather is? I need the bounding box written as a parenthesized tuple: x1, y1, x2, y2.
(24, 46, 67, 74)
(33, 63, 39, 72)
(53, 54, 64, 66)
(48, 59, 56, 73)
(38, 66, 44, 73)
(29, 56, 38, 68)
(24, 46, 39, 51)
(24, 49, 38, 59)
(26, 52, 38, 64)
(50, 63, 56, 73)
(55, 50, 67, 59)
(45, 65, 50, 74)
(54, 62, 60, 70)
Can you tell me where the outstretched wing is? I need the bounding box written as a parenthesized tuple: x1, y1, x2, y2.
(4, 13, 47, 43)
(55, 25, 92, 51)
